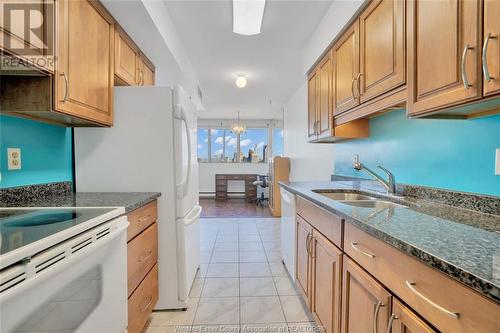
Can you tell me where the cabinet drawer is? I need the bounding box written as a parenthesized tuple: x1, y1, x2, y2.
(296, 197, 343, 249)
(127, 223, 158, 296)
(344, 222, 499, 333)
(128, 264, 158, 333)
(127, 201, 157, 241)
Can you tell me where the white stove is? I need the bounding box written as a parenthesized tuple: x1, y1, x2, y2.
(0, 207, 129, 333)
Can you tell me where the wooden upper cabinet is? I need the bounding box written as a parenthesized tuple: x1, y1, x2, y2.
(56, 0, 114, 126)
(407, 0, 482, 116)
(389, 299, 437, 333)
(311, 231, 342, 333)
(359, 0, 405, 103)
(296, 215, 313, 307)
(307, 71, 318, 140)
(483, 0, 500, 97)
(341, 257, 391, 333)
(0, 0, 55, 73)
(317, 51, 333, 139)
(115, 27, 139, 86)
(139, 54, 155, 86)
(333, 21, 359, 115)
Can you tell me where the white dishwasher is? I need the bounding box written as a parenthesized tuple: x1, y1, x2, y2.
(280, 188, 296, 281)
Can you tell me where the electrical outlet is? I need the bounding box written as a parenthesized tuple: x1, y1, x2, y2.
(496, 148, 500, 175)
(7, 148, 21, 170)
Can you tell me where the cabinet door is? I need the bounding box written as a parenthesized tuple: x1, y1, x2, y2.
(389, 299, 437, 333)
(56, 0, 114, 126)
(317, 51, 333, 139)
(140, 57, 155, 86)
(114, 27, 139, 86)
(296, 215, 313, 307)
(359, 0, 405, 103)
(483, 0, 500, 96)
(407, 0, 481, 116)
(333, 21, 359, 115)
(341, 257, 391, 333)
(311, 231, 342, 333)
(307, 71, 318, 140)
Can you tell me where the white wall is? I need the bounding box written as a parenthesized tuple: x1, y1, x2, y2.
(283, 82, 334, 181)
(303, 0, 364, 73)
(199, 163, 268, 194)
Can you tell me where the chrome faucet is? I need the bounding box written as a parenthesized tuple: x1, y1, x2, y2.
(352, 155, 396, 194)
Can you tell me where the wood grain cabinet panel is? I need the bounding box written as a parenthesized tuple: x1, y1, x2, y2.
(483, 0, 500, 96)
(389, 299, 437, 333)
(296, 215, 313, 307)
(139, 55, 155, 86)
(114, 27, 139, 86)
(55, 0, 114, 126)
(127, 200, 158, 241)
(341, 257, 391, 333)
(128, 264, 158, 333)
(359, 0, 405, 103)
(407, 0, 482, 116)
(127, 223, 158, 296)
(311, 231, 342, 333)
(333, 22, 360, 115)
(308, 70, 319, 140)
(317, 51, 333, 139)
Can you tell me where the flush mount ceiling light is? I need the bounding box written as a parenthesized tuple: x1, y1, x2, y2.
(235, 75, 247, 88)
(233, 0, 266, 36)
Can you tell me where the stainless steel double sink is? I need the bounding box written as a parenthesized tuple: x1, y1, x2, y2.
(312, 190, 406, 208)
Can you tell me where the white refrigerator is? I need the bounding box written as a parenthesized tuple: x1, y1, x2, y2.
(75, 86, 201, 310)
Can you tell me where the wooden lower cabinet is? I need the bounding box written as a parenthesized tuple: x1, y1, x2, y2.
(296, 215, 313, 307)
(128, 264, 159, 333)
(389, 299, 437, 333)
(311, 231, 342, 333)
(341, 257, 392, 333)
(127, 200, 159, 333)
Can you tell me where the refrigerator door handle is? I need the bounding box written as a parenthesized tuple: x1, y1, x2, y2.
(182, 205, 202, 226)
(173, 104, 192, 199)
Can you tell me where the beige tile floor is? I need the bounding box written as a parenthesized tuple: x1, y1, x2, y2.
(145, 218, 323, 333)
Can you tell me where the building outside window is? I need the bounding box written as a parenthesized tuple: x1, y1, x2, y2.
(197, 126, 282, 163)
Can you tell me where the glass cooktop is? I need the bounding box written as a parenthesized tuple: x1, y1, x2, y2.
(0, 207, 117, 256)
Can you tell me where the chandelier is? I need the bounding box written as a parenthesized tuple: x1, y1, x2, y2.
(231, 111, 246, 135)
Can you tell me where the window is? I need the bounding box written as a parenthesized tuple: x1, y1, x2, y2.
(272, 128, 284, 158)
(239, 128, 268, 163)
(197, 126, 283, 163)
(197, 128, 209, 162)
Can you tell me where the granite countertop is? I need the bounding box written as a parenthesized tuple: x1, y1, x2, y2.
(279, 180, 500, 303)
(2, 192, 161, 213)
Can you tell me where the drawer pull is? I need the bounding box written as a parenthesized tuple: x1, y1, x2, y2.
(138, 251, 153, 262)
(140, 295, 153, 312)
(405, 281, 460, 319)
(137, 215, 151, 224)
(461, 44, 474, 89)
(373, 301, 384, 333)
(386, 314, 398, 333)
(351, 242, 375, 258)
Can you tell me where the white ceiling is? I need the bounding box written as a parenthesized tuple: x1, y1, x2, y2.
(164, 0, 332, 120)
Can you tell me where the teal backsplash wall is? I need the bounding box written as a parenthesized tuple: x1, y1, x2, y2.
(334, 110, 500, 196)
(0, 115, 73, 189)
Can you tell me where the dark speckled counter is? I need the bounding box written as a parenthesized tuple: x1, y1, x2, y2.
(2, 192, 161, 213)
(280, 180, 500, 303)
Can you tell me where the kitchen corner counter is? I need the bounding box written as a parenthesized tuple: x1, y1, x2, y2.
(1, 192, 161, 213)
(279, 180, 500, 303)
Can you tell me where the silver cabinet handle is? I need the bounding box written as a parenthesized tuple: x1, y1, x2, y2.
(305, 232, 311, 256)
(137, 250, 152, 262)
(373, 301, 384, 333)
(316, 120, 320, 135)
(356, 73, 363, 98)
(482, 33, 496, 82)
(461, 44, 474, 89)
(386, 314, 397, 333)
(351, 76, 356, 99)
(140, 295, 153, 312)
(351, 242, 375, 258)
(60, 73, 69, 102)
(405, 281, 459, 319)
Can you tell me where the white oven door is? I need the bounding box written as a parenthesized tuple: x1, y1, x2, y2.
(0, 216, 129, 333)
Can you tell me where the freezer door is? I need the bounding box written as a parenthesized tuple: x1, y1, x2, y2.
(173, 87, 200, 218)
(176, 205, 202, 302)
